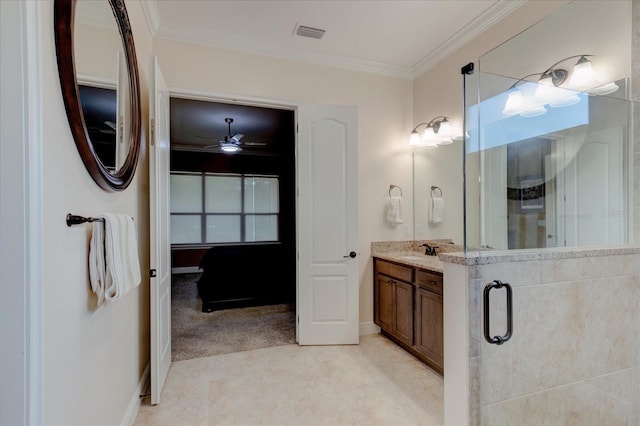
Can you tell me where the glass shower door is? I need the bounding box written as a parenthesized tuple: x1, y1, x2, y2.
(465, 66, 639, 425)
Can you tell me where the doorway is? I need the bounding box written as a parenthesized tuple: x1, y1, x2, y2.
(506, 137, 552, 249)
(168, 97, 297, 361)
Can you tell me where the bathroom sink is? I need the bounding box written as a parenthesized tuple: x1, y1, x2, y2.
(398, 255, 426, 261)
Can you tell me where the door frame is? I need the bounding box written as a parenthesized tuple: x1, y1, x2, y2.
(164, 87, 302, 340)
(0, 0, 43, 423)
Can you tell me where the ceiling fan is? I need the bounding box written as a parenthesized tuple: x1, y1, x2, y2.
(199, 117, 267, 154)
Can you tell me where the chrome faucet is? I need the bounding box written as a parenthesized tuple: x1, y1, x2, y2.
(419, 243, 439, 256)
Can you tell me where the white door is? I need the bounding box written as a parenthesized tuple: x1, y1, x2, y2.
(561, 127, 624, 246)
(115, 51, 127, 170)
(149, 57, 171, 405)
(480, 145, 508, 249)
(297, 105, 359, 345)
(544, 153, 558, 247)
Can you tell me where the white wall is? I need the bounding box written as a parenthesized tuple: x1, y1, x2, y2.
(153, 39, 414, 323)
(412, 1, 569, 246)
(38, 1, 152, 424)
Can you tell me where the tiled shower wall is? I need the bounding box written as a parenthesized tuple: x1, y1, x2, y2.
(468, 251, 640, 425)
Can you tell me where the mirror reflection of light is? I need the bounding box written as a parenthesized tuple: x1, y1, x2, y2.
(467, 86, 589, 153)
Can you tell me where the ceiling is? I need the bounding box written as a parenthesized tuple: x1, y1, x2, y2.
(149, 1, 526, 153)
(170, 98, 294, 155)
(142, 0, 525, 79)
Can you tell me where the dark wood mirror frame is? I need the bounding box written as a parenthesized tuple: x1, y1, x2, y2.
(54, 0, 141, 192)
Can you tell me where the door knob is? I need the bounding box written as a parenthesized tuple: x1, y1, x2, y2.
(343, 251, 357, 258)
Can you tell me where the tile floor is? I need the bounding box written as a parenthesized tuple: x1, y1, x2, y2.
(134, 334, 443, 426)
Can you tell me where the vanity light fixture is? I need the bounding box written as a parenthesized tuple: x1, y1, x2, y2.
(502, 54, 619, 117)
(409, 116, 454, 148)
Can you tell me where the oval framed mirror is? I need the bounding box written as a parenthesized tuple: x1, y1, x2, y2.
(54, 0, 141, 191)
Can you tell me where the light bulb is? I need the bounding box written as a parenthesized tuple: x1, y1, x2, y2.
(503, 88, 526, 116)
(436, 120, 452, 138)
(422, 126, 437, 143)
(534, 75, 564, 104)
(569, 57, 597, 90)
(409, 131, 421, 146)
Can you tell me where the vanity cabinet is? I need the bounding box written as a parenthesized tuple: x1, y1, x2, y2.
(374, 260, 414, 345)
(373, 258, 443, 374)
(415, 270, 444, 371)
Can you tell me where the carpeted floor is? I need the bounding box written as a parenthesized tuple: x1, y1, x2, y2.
(171, 273, 296, 362)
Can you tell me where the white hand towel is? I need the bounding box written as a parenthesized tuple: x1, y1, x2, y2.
(89, 213, 141, 305)
(387, 196, 404, 224)
(429, 196, 445, 223)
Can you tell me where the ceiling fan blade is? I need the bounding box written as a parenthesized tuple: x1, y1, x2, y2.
(243, 141, 268, 146)
(231, 133, 244, 143)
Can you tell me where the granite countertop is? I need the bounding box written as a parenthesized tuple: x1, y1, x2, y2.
(373, 251, 445, 273)
(439, 245, 640, 265)
(371, 239, 464, 273)
(371, 240, 640, 270)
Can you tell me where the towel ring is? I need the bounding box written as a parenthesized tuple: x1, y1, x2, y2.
(389, 185, 403, 197)
(431, 186, 442, 198)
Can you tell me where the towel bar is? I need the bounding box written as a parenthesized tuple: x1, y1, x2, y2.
(389, 185, 403, 197)
(66, 213, 105, 227)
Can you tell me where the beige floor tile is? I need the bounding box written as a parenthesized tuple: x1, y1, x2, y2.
(135, 334, 443, 426)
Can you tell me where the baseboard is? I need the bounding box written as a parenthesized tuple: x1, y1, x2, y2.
(359, 321, 380, 336)
(171, 266, 201, 274)
(121, 363, 150, 426)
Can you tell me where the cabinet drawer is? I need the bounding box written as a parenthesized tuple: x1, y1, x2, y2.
(375, 259, 413, 282)
(416, 269, 443, 295)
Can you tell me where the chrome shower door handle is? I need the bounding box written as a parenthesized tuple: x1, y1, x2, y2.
(483, 280, 513, 345)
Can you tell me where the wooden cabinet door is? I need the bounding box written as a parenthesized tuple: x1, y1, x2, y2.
(415, 287, 444, 369)
(374, 273, 393, 332)
(393, 280, 414, 346)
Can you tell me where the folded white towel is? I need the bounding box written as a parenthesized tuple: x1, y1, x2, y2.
(387, 196, 404, 224)
(89, 213, 141, 306)
(429, 196, 445, 223)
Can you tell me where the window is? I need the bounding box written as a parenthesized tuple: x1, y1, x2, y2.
(170, 172, 279, 244)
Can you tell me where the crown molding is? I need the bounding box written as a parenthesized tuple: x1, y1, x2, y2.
(412, 0, 527, 78)
(140, 0, 161, 34)
(154, 21, 414, 79)
(141, 0, 525, 81)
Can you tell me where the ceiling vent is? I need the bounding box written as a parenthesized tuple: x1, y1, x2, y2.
(295, 24, 325, 40)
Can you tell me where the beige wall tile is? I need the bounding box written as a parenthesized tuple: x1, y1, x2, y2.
(481, 388, 565, 426)
(581, 367, 640, 425)
(539, 257, 597, 283)
(585, 275, 640, 377)
(478, 340, 513, 405)
(540, 255, 640, 283)
(511, 282, 587, 397)
(478, 261, 540, 287)
(563, 380, 630, 426)
(472, 257, 640, 425)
